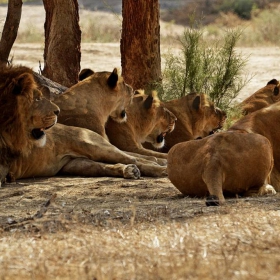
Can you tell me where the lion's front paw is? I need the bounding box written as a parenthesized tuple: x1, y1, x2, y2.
(258, 184, 277, 196)
(123, 164, 141, 179)
(157, 158, 167, 166)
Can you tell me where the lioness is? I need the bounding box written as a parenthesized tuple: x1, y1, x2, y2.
(229, 102, 280, 192)
(240, 79, 280, 114)
(0, 65, 167, 186)
(50, 68, 133, 140)
(167, 132, 275, 205)
(105, 90, 177, 160)
(147, 93, 226, 153)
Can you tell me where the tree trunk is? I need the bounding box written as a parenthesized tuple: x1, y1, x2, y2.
(42, 0, 81, 87)
(121, 0, 161, 92)
(0, 0, 22, 66)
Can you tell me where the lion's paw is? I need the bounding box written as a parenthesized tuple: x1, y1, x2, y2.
(123, 164, 141, 179)
(259, 184, 277, 196)
(157, 158, 167, 166)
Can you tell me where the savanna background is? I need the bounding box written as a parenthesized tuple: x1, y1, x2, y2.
(1, 0, 280, 279)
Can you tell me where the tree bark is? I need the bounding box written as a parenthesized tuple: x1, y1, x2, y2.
(121, 0, 161, 92)
(42, 0, 81, 87)
(33, 72, 68, 100)
(0, 0, 22, 66)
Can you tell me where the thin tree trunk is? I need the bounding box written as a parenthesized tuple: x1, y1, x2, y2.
(0, 0, 22, 66)
(42, 0, 81, 87)
(121, 0, 161, 92)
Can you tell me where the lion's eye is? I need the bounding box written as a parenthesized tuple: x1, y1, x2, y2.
(35, 97, 42, 101)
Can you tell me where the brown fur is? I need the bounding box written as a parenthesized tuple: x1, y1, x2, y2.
(156, 93, 226, 152)
(229, 102, 280, 192)
(0, 65, 60, 184)
(167, 132, 274, 205)
(50, 68, 134, 139)
(0, 66, 167, 185)
(240, 79, 280, 114)
(106, 90, 177, 160)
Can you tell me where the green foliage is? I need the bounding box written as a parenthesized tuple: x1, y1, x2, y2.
(219, 0, 255, 19)
(159, 28, 250, 111)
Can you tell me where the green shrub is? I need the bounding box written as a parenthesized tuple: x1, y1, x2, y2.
(159, 27, 250, 111)
(217, 0, 256, 20)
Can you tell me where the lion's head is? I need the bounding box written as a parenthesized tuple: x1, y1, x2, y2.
(0, 65, 60, 162)
(77, 68, 133, 123)
(240, 79, 280, 114)
(162, 93, 226, 152)
(132, 90, 177, 149)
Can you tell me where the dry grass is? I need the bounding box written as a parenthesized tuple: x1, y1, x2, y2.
(1, 177, 280, 279)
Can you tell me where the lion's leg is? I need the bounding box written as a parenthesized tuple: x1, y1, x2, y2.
(202, 165, 225, 206)
(59, 158, 140, 179)
(130, 146, 168, 160)
(125, 151, 167, 166)
(243, 184, 277, 197)
(0, 164, 9, 187)
(135, 161, 167, 177)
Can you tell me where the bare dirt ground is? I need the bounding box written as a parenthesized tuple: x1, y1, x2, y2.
(1, 4, 280, 280)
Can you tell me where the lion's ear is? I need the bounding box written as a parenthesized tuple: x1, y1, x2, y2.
(79, 68, 94, 81)
(143, 95, 154, 110)
(273, 86, 279, 96)
(11, 73, 34, 96)
(107, 68, 119, 88)
(192, 95, 201, 111)
(267, 79, 278, 86)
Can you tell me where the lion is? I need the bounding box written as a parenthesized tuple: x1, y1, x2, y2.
(167, 131, 275, 206)
(240, 79, 280, 114)
(105, 90, 177, 160)
(49, 68, 133, 140)
(229, 102, 280, 192)
(0, 65, 167, 186)
(146, 93, 226, 153)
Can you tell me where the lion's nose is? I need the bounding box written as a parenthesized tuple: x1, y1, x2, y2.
(54, 109, 60, 116)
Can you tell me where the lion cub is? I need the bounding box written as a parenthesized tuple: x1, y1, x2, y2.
(167, 131, 275, 205)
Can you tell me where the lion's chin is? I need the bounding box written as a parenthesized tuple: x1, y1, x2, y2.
(31, 123, 55, 140)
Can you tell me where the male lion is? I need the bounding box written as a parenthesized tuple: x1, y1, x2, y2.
(147, 93, 226, 153)
(240, 79, 280, 114)
(50, 68, 133, 140)
(105, 90, 177, 160)
(167, 132, 275, 206)
(0, 66, 167, 186)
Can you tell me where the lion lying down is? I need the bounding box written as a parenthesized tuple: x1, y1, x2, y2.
(144, 93, 226, 153)
(167, 131, 275, 205)
(106, 90, 177, 160)
(0, 66, 167, 186)
(240, 79, 280, 114)
(229, 102, 280, 192)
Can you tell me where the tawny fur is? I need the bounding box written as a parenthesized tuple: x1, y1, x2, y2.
(229, 102, 280, 192)
(240, 79, 280, 114)
(167, 131, 274, 204)
(49, 68, 134, 139)
(151, 93, 226, 153)
(106, 90, 177, 160)
(0, 66, 168, 186)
